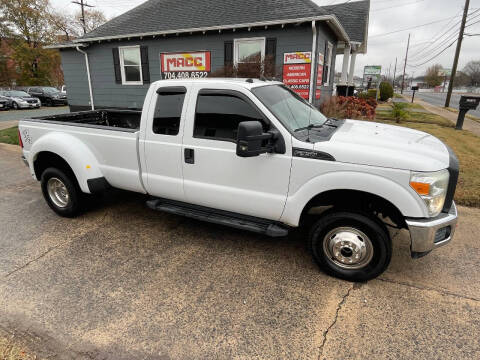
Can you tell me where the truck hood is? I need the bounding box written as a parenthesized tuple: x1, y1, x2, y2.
(315, 119, 450, 171)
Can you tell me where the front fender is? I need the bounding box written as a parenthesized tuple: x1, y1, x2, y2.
(29, 132, 103, 193)
(280, 171, 427, 227)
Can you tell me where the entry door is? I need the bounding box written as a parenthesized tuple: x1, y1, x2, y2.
(143, 86, 189, 202)
(181, 86, 292, 221)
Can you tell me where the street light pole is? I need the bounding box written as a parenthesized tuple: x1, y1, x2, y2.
(445, 0, 470, 108)
(401, 34, 410, 94)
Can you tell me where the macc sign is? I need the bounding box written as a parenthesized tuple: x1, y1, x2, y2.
(161, 52, 211, 72)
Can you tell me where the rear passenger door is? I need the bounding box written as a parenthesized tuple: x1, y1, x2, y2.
(143, 86, 189, 202)
(181, 85, 292, 221)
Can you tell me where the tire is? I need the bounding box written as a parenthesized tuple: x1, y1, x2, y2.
(12, 102, 19, 110)
(40, 167, 82, 217)
(45, 99, 53, 106)
(308, 211, 392, 282)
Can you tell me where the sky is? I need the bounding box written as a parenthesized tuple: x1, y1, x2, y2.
(50, 0, 480, 78)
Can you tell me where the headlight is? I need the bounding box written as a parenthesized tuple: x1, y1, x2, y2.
(410, 169, 449, 217)
(15, 98, 27, 103)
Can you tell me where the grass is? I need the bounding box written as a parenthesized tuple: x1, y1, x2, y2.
(0, 336, 40, 360)
(0, 127, 19, 145)
(373, 104, 480, 208)
(444, 107, 480, 122)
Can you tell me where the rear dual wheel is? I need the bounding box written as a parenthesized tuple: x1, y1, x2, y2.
(41, 168, 82, 217)
(309, 211, 392, 282)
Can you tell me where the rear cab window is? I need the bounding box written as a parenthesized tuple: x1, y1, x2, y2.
(152, 87, 187, 136)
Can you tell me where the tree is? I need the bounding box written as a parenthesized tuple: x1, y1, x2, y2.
(463, 60, 480, 87)
(424, 64, 443, 87)
(0, 0, 60, 85)
(452, 70, 470, 88)
(77, 9, 107, 34)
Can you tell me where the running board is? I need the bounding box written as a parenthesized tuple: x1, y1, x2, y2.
(146, 198, 289, 237)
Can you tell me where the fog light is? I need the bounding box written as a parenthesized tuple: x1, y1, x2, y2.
(434, 226, 451, 243)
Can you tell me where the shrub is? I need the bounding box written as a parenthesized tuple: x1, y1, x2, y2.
(390, 102, 408, 123)
(321, 96, 377, 120)
(379, 81, 394, 101)
(367, 89, 378, 99)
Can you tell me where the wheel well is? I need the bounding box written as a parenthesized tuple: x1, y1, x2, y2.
(300, 190, 407, 229)
(33, 152, 75, 181)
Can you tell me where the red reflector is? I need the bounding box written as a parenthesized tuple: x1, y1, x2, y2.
(18, 128, 23, 148)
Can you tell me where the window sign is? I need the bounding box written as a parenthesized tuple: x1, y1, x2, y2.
(282, 51, 312, 99)
(161, 51, 211, 79)
(316, 53, 324, 100)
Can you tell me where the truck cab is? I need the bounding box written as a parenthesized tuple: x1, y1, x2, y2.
(18, 79, 459, 281)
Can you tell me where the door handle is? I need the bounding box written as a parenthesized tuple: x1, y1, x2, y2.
(184, 148, 195, 164)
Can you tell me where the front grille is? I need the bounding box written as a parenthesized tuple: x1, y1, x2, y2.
(27, 100, 36, 104)
(434, 226, 451, 243)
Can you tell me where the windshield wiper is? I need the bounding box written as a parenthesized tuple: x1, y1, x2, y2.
(294, 124, 325, 132)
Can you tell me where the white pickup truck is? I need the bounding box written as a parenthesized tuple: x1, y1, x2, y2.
(18, 79, 459, 281)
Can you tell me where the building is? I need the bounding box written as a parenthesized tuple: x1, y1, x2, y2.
(50, 0, 370, 111)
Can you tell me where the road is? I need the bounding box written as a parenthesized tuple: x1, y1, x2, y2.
(0, 106, 69, 123)
(1, 143, 480, 359)
(405, 91, 480, 118)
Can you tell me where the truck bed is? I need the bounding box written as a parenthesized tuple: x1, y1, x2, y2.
(29, 109, 141, 132)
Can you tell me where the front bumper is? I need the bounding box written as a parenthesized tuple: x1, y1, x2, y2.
(18, 102, 40, 108)
(406, 202, 458, 256)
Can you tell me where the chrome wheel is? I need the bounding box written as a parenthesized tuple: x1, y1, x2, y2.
(47, 177, 70, 208)
(323, 227, 373, 270)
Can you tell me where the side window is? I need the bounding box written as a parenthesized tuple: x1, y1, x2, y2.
(194, 93, 265, 142)
(152, 88, 186, 135)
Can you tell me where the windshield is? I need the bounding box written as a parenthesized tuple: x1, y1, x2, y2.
(251, 85, 327, 132)
(6, 91, 30, 97)
(42, 87, 60, 94)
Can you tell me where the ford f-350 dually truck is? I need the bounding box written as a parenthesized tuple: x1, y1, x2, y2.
(18, 79, 459, 281)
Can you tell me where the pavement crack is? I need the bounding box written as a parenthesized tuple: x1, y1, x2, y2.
(318, 284, 354, 360)
(4, 243, 63, 278)
(376, 277, 480, 302)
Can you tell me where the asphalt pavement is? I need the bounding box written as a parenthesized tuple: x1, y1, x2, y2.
(405, 91, 480, 118)
(0, 106, 69, 123)
(1, 143, 479, 359)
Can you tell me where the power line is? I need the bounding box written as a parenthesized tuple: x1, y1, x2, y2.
(72, 0, 95, 35)
(370, 16, 460, 38)
(408, 39, 457, 67)
(372, 0, 425, 12)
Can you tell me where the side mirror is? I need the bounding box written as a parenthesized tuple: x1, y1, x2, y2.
(236, 121, 273, 158)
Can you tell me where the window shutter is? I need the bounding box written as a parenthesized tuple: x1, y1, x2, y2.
(266, 38, 277, 64)
(322, 42, 328, 85)
(224, 40, 233, 66)
(140, 46, 150, 83)
(112, 48, 122, 84)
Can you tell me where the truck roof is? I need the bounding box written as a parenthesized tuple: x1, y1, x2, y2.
(151, 78, 283, 90)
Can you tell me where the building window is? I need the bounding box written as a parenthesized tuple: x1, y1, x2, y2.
(234, 37, 266, 65)
(194, 92, 265, 142)
(152, 88, 186, 136)
(119, 46, 143, 85)
(324, 42, 333, 86)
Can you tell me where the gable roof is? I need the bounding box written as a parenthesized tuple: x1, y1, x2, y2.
(323, 0, 370, 44)
(79, 0, 329, 41)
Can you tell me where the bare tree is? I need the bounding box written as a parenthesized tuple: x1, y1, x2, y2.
(424, 64, 443, 88)
(463, 61, 480, 87)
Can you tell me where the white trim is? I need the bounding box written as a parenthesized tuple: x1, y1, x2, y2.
(69, 15, 350, 44)
(309, 21, 317, 103)
(233, 37, 266, 66)
(119, 45, 143, 86)
(324, 41, 333, 86)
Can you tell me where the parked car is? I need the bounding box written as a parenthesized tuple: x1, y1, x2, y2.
(0, 95, 10, 110)
(26, 86, 67, 106)
(18, 79, 459, 281)
(0, 90, 41, 109)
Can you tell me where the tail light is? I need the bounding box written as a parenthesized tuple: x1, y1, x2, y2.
(18, 128, 23, 148)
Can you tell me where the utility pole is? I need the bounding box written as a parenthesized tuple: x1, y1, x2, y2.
(72, 0, 94, 35)
(392, 57, 397, 89)
(445, 0, 470, 107)
(401, 34, 410, 94)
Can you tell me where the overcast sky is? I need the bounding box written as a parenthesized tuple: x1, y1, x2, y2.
(51, 0, 480, 78)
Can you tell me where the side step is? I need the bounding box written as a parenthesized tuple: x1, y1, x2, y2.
(146, 198, 289, 237)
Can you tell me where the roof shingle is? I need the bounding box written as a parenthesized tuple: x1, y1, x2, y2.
(323, 0, 370, 44)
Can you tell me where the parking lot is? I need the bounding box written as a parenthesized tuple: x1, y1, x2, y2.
(1, 143, 479, 359)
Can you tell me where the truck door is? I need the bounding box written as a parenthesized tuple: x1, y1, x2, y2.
(181, 85, 292, 221)
(142, 85, 189, 202)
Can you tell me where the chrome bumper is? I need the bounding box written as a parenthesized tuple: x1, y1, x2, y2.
(406, 202, 458, 255)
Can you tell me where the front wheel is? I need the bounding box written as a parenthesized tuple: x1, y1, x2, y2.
(309, 211, 392, 282)
(41, 167, 82, 217)
(12, 102, 19, 110)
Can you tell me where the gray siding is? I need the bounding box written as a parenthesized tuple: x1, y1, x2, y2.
(61, 22, 337, 110)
